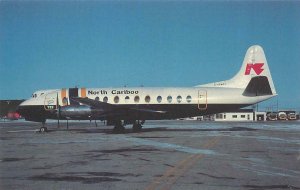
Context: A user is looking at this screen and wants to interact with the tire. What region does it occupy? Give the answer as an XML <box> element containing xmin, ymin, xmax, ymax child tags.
<box><xmin>40</xmin><ymin>127</ymin><xmax>47</xmax><ymax>132</ymax></box>
<box><xmin>113</xmin><ymin>124</ymin><xmax>125</xmax><ymax>133</ymax></box>
<box><xmin>132</xmin><ymin>124</ymin><xmax>142</xmax><ymax>132</ymax></box>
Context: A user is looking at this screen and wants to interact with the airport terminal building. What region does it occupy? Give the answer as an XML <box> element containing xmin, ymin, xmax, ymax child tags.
<box><xmin>189</xmin><ymin>109</ymin><xmax>299</xmax><ymax>122</ymax></box>
<box><xmin>214</xmin><ymin>109</ymin><xmax>266</xmax><ymax>122</ymax></box>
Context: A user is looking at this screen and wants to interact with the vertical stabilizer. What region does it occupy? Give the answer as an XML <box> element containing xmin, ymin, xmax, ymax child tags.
<box><xmin>197</xmin><ymin>45</ymin><xmax>277</xmax><ymax>95</ymax></box>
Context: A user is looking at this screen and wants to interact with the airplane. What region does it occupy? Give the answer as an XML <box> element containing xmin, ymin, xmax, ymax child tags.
<box><xmin>17</xmin><ymin>45</ymin><xmax>277</xmax><ymax>132</ymax></box>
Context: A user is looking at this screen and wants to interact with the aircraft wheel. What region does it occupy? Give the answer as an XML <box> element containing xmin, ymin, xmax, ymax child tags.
<box><xmin>132</xmin><ymin>123</ymin><xmax>142</xmax><ymax>132</ymax></box>
<box><xmin>113</xmin><ymin>126</ymin><xmax>125</xmax><ymax>133</ymax></box>
<box><xmin>113</xmin><ymin>121</ymin><xmax>125</xmax><ymax>133</ymax></box>
<box><xmin>40</xmin><ymin>126</ymin><xmax>48</xmax><ymax>132</ymax></box>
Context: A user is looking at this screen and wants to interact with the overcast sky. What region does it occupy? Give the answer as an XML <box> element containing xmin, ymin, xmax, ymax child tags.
<box><xmin>1</xmin><ymin>1</ymin><xmax>299</xmax><ymax>110</ymax></box>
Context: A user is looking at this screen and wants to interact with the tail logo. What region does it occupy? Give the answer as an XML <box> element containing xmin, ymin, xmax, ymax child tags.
<box><xmin>245</xmin><ymin>63</ymin><xmax>264</xmax><ymax>75</ymax></box>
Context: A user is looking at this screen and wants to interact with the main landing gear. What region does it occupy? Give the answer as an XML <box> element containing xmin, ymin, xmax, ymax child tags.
<box><xmin>113</xmin><ymin>120</ymin><xmax>145</xmax><ymax>133</ymax></box>
<box><xmin>113</xmin><ymin>120</ymin><xmax>125</xmax><ymax>133</ymax></box>
<box><xmin>132</xmin><ymin>121</ymin><xmax>143</xmax><ymax>132</ymax></box>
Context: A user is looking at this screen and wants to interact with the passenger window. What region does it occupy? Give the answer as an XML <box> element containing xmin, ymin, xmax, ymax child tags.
<box><xmin>103</xmin><ymin>96</ymin><xmax>108</xmax><ymax>103</ymax></box>
<box><xmin>167</xmin><ymin>96</ymin><xmax>172</xmax><ymax>103</ymax></box>
<box><xmin>145</xmin><ymin>95</ymin><xmax>151</xmax><ymax>103</ymax></box>
<box><xmin>177</xmin><ymin>95</ymin><xmax>182</xmax><ymax>103</ymax></box>
<box><xmin>134</xmin><ymin>96</ymin><xmax>140</xmax><ymax>103</ymax></box>
<box><xmin>125</xmin><ymin>96</ymin><xmax>130</xmax><ymax>103</ymax></box>
<box><xmin>186</xmin><ymin>95</ymin><xmax>192</xmax><ymax>103</ymax></box>
<box><xmin>95</xmin><ymin>97</ymin><xmax>99</xmax><ymax>101</ymax></box>
<box><xmin>114</xmin><ymin>96</ymin><xmax>119</xmax><ymax>103</ymax></box>
<box><xmin>157</xmin><ymin>96</ymin><xmax>162</xmax><ymax>103</ymax></box>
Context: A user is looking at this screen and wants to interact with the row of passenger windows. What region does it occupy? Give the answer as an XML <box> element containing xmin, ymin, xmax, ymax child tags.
<box><xmin>95</xmin><ymin>95</ymin><xmax>193</xmax><ymax>104</ymax></box>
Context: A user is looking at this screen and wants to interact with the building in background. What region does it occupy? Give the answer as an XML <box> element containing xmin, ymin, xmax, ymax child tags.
<box><xmin>214</xmin><ymin>109</ymin><xmax>267</xmax><ymax>122</ymax></box>
<box><xmin>180</xmin><ymin>109</ymin><xmax>299</xmax><ymax>122</ymax></box>
<box><xmin>0</xmin><ymin>100</ymin><xmax>24</xmax><ymax>120</ymax></box>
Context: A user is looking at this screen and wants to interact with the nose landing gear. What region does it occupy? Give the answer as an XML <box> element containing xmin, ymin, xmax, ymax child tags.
<box><xmin>39</xmin><ymin>121</ymin><xmax>48</xmax><ymax>132</ymax></box>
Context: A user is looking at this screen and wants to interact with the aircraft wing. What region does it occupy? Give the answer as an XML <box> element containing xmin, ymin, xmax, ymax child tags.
<box><xmin>70</xmin><ymin>97</ymin><xmax>167</xmax><ymax>116</ymax></box>
<box><xmin>70</xmin><ymin>97</ymin><xmax>116</xmax><ymax>110</ymax></box>
<box><xmin>129</xmin><ymin>108</ymin><xmax>167</xmax><ymax>114</ymax></box>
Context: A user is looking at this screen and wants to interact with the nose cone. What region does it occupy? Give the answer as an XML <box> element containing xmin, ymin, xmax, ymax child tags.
<box><xmin>16</xmin><ymin>99</ymin><xmax>36</xmax><ymax>117</ymax></box>
<box><xmin>16</xmin><ymin>101</ymin><xmax>27</xmax><ymax>116</ymax></box>
<box><xmin>15</xmin><ymin>99</ymin><xmax>47</xmax><ymax>123</ymax></box>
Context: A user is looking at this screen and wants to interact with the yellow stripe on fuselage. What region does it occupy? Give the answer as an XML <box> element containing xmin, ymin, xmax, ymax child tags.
<box><xmin>61</xmin><ymin>88</ymin><xmax>67</xmax><ymax>106</ymax></box>
<box><xmin>81</xmin><ymin>88</ymin><xmax>86</xmax><ymax>98</ymax></box>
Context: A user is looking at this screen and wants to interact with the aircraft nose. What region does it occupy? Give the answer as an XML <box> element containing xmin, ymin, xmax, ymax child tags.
<box><xmin>16</xmin><ymin>103</ymin><xmax>25</xmax><ymax>116</ymax></box>
<box><xmin>16</xmin><ymin>100</ymin><xmax>30</xmax><ymax>116</ymax></box>
<box><xmin>16</xmin><ymin>99</ymin><xmax>46</xmax><ymax>122</ymax></box>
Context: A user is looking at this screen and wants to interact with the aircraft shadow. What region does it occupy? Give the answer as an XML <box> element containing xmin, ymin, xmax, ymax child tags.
<box><xmin>47</xmin><ymin>126</ymin><xmax>257</xmax><ymax>134</ymax></box>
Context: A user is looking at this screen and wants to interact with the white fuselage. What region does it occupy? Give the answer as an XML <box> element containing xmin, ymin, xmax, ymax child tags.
<box><xmin>20</xmin><ymin>87</ymin><xmax>274</xmax><ymax>107</ymax></box>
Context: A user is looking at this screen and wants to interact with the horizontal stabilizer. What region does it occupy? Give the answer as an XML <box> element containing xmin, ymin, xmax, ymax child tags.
<box><xmin>243</xmin><ymin>76</ymin><xmax>273</xmax><ymax>96</ymax></box>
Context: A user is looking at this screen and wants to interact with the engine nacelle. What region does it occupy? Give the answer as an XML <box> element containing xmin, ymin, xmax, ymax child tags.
<box><xmin>60</xmin><ymin>105</ymin><xmax>103</xmax><ymax>118</ymax></box>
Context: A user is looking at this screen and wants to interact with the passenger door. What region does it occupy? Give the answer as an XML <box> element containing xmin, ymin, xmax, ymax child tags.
<box><xmin>198</xmin><ymin>90</ymin><xmax>207</xmax><ymax>110</ymax></box>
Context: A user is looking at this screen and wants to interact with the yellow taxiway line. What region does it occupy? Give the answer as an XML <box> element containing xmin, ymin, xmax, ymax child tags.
<box><xmin>145</xmin><ymin>136</ymin><xmax>221</xmax><ymax>190</ymax></box>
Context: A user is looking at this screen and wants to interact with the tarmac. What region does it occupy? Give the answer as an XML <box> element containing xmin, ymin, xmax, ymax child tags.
<box><xmin>0</xmin><ymin>120</ymin><xmax>300</xmax><ymax>190</ymax></box>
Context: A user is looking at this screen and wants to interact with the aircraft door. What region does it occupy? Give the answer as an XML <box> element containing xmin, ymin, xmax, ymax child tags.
<box><xmin>198</xmin><ymin>90</ymin><xmax>207</xmax><ymax>110</ymax></box>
